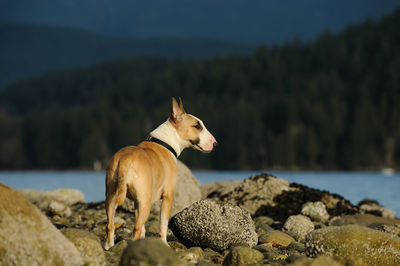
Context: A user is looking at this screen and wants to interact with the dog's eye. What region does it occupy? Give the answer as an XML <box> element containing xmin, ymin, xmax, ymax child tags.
<box><xmin>193</xmin><ymin>123</ymin><xmax>202</xmax><ymax>130</ymax></box>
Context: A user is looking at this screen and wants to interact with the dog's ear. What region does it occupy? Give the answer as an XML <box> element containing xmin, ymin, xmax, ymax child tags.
<box><xmin>171</xmin><ymin>97</ymin><xmax>185</xmax><ymax>123</ymax></box>
<box><xmin>177</xmin><ymin>97</ymin><xmax>185</xmax><ymax>113</ymax></box>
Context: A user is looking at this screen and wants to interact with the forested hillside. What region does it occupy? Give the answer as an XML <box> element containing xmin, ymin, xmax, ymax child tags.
<box><xmin>0</xmin><ymin>10</ymin><xmax>399</xmax><ymax>170</ymax></box>
<box><xmin>0</xmin><ymin>23</ymin><xmax>252</xmax><ymax>88</ymax></box>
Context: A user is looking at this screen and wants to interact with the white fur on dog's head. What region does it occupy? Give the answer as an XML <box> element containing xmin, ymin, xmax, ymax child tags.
<box><xmin>169</xmin><ymin>97</ymin><xmax>217</xmax><ymax>153</ymax></box>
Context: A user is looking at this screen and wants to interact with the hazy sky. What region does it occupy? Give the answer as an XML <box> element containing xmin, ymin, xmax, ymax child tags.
<box><xmin>1</xmin><ymin>0</ymin><xmax>400</xmax><ymax>43</ymax></box>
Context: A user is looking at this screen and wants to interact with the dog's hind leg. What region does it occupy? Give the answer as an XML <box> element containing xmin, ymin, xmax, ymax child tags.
<box><xmin>104</xmin><ymin>196</ymin><xmax>117</xmax><ymax>250</ymax></box>
<box><xmin>132</xmin><ymin>198</ymin><xmax>151</xmax><ymax>240</ymax></box>
<box><xmin>159</xmin><ymin>191</ymin><xmax>174</xmax><ymax>243</ymax></box>
<box><xmin>104</xmin><ymin>165</ymin><xmax>127</xmax><ymax>250</ymax></box>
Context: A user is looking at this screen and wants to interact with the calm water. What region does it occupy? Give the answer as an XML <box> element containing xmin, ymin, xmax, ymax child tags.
<box><xmin>0</xmin><ymin>170</ymin><xmax>398</xmax><ymax>216</ymax></box>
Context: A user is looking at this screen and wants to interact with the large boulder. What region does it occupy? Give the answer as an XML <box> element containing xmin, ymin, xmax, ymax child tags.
<box><xmin>305</xmin><ymin>225</ymin><xmax>400</xmax><ymax>265</ymax></box>
<box><xmin>119</xmin><ymin>238</ymin><xmax>184</xmax><ymax>266</ymax></box>
<box><xmin>0</xmin><ymin>183</ymin><xmax>83</xmax><ymax>266</ymax></box>
<box><xmin>122</xmin><ymin>160</ymin><xmax>202</xmax><ymax>216</ymax></box>
<box><xmin>206</xmin><ymin>173</ymin><xmax>358</xmax><ymax>222</ymax></box>
<box><xmin>169</xmin><ymin>199</ymin><xmax>258</xmax><ymax>251</ymax></box>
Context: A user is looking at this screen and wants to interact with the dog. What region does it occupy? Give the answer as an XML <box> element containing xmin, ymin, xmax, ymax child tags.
<box><xmin>104</xmin><ymin>97</ymin><xmax>217</xmax><ymax>250</ymax></box>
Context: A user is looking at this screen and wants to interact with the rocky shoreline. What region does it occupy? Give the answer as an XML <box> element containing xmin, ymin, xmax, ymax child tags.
<box><xmin>1</xmin><ymin>161</ymin><xmax>400</xmax><ymax>265</ymax></box>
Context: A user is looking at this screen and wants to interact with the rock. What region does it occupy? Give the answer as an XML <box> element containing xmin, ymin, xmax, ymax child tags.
<box><xmin>168</xmin><ymin>241</ymin><xmax>187</xmax><ymax>253</ymax></box>
<box><xmin>283</xmin><ymin>215</ymin><xmax>314</xmax><ymax>242</ymax></box>
<box><xmin>289</xmin><ymin>255</ymin><xmax>342</xmax><ymax>266</ymax></box>
<box><xmin>121</xmin><ymin>160</ymin><xmax>202</xmax><ymax>216</ymax></box>
<box><xmin>205</xmin><ymin>173</ymin><xmax>358</xmax><ymax>222</ymax></box>
<box><xmin>20</xmin><ymin>188</ymin><xmax>84</xmax><ymax>208</ymax></box>
<box><xmin>223</xmin><ymin>246</ymin><xmax>264</xmax><ymax>266</ymax></box>
<box><xmin>253</xmin><ymin>244</ymin><xmax>284</xmax><ymax>260</ymax></box>
<box><xmin>201</xmin><ymin>180</ymin><xmax>242</xmax><ymax>199</ymax></box>
<box><xmin>204</xmin><ymin>248</ymin><xmax>224</xmax><ymax>264</ymax></box>
<box><xmin>258</xmin><ymin>230</ymin><xmax>295</xmax><ymax>247</ymax></box>
<box><xmin>253</xmin><ymin>216</ymin><xmax>275</xmax><ymax>227</ymax></box>
<box><xmin>287</xmin><ymin>241</ymin><xmax>306</xmax><ymax>253</ymax></box>
<box><xmin>305</xmin><ymin>225</ymin><xmax>400</xmax><ymax>265</ymax></box>
<box><xmin>369</xmin><ymin>223</ymin><xmax>400</xmax><ymax>237</ymax></box>
<box><xmin>61</xmin><ymin>228</ymin><xmax>106</xmax><ymax>266</ymax></box>
<box><xmin>119</xmin><ymin>238</ymin><xmax>184</xmax><ymax>266</ymax></box>
<box><xmin>106</xmin><ymin>240</ymin><xmax>128</xmax><ymax>265</ymax></box>
<box><xmin>0</xmin><ymin>183</ymin><xmax>83</xmax><ymax>266</ymax></box>
<box><xmin>301</xmin><ymin>201</ymin><xmax>329</xmax><ymax>222</ymax></box>
<box><xmin>180</xmin><ymin>247</ymin><xmax>205</xmax><ymax>264</ymax></box>
<box><xmin>48</xmin><ymin>201</ymin><xmax>72</xmax><ymax>217</ymax></box>
<box><xmin>169</xmin><ymin>199</ymin><xmax>258</xmax><ymax>251</ymax></box>
<box><xmin>358</xmin><ymin>199</ymin><xmax>396</xmax><ymax>219</ymax></box>
<box><xmin>329</xmin><ymin>214</ymin><xmax>400</xmax><ymax>227</ymax></box>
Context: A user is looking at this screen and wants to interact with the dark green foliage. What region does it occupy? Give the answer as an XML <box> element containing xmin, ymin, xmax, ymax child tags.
<box><xmin>0</xmin><ymin>22</ymin><xmax>253</xmax><ymax>89</ymax></box>
<box><xmin>0</xmin><ymin>10</ymin><xmax>400</xmax><ymax>170</ymax></box>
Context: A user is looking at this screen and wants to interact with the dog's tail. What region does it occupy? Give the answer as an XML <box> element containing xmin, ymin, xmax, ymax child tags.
<box><xmin>105</xmin><ymin>160</ymin><xmax>128</xmax><ymax>207</ymax></box>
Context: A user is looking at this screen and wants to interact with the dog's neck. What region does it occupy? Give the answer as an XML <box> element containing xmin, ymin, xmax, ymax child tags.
<box><xmin>149</xmin><ymin>119</ymin><xmax>188</xmax><ymax>158</ymax></box>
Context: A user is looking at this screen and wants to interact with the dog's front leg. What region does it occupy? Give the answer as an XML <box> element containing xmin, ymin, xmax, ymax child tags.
<box><xmin>159</xmin><ymin>192</ymin><xmax>174</xmax><ymax>243</ymax></box>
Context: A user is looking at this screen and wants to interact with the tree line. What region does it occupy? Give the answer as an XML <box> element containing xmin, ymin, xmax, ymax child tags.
<box><xmin>0</xmin><ymin>9</ymin><xmax>399</xmax><ymax>170</ymax></box>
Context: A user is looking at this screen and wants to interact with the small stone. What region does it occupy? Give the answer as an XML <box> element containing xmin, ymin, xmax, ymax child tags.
<box><xmin>180</xmin><ymin>247</ymin><xmax>205</xmax><ymax>263</ymax></box>
<box><xmin>253</xmin><ymin>244</ymin><xmax>282</xmax><ymax>260</ymax></box>
<box><xmin>301</xmin><ymin>201</ymin><xmax>329</xmax><ymax>222</ymax></box>
<box><xmin>146</xmin><ymin>219</ymin><xmax>160</xmax><ymax>236</ymax></box>
<box><xmin>256</xmin><ymin>224</ymin><xmax>274</xmax><ymax>235</ymax></box>
<box><xmin>223</xmin><ymin>246</ymin><xmax>264</xmax><ymax>266</ymax></box>
<box><xmin>48</xmin><ymin>201</ymin><xmax>72</xmax><ymax>217</ymax></box>
<box><xmin>287</xmin><ymin>241</ymin><xmax>305</xmax><ymax>253</ymax></box>
<box><xmin>253</xmin><ymin>216</ymin><xmax>275</xmax><ymax>226</ymax></box>
<box><xmin>119</xmin><ymin>238</ymin><xmax>184</xmax><ymax>266</ymax></box>
<box><xmin>168</xmin><ymin>241</ymin><xmax>187</xmax><ymax>253</ymax></box>
<box><xmin>258</xmin><ymin>230</ymin><xmax>294</xmax><ymax>247</ymax></box>
<box><xmin>204</xmin><ymin>248</ymin><xmax>224</xmax><ymax>264</ymax></box>
<box><xmin>283</xmin><ymin>215</ymin><xmax>314</xmax><ymax>242</ymax></box>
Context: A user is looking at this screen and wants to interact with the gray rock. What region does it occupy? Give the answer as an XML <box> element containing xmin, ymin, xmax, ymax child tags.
<box><xmin>169</xmin><ymin>199</ymin><xmax>258</xmax><ymax>251</ymax></box>
<box><xmin>20</xmin><ymin>188</ymin><xmax>84</xmax><ymax>208</ymax></box>
<box><xmin>205</xmin><ymin>173</ymin><xmax>358</xmax><ymax>222</ymax></box>
<box><xmin>208</xmin><ymin>174</ymin><xmax>293</xmax><ymax>216</ymax></box>
<box><xmin>329</xmin><ymin>214</ymin><xmax>400</xmax><ymax>227</ymax></box>
<box><xmin>61</xmin><ymin>228</ymin><xmax>106</xmax><ymax>266</ymax></box>
<box><xmin>180</xmin><ymin>247</ymin><xmax>205</xmax><ymax>264</ymax></box>
<box><xmin>358</xmin><ymin>200</ymin><xmax>396</xmax><ymax>219</ymax></box>
<box><xmin>223</xmin><ymin>246</ymin><xmax>264</xmax><ymax>266</ymax></box>
<box><xmin>201</xmin><ymin>180</ymin><xmax>242</xmax><ymax>199</ymax></box>
<box><xmin>369</xmin><ymin>223</ymin><xmax>400</xmax><ymax>238</ymax></box>
<box><xmin>48</xmin><ymin>201</ymin><xmax>72</xmax><ymax>217</ymax></box>
<box><xmin>106</xmin><ymin>240</ymin><xmax>128</xmax><ymax>265</ymax></box>
<box><xmin>301</xmin><ymin>201</ymin><xmax>329</xmax><ymax>222</ymax></box>
<box><xmin>283</xmin><ymin>215</ymin><xmax>314</xmax><ymax>242</ymax></box>
<box><xmin>119</xmin><ymin>238</ymin><xmax>184</xmax><ymax>266</ymax></box>
<box><xmin>0</xmin><ymin>182</ymin><xmax>83</xmax><ymax>266</ymax></box>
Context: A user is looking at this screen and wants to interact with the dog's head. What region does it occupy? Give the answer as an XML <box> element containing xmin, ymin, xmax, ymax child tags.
<box><xmin>169</xmin><ymin>97</ymin><xmax>217</xmax><ymax>153</ymax></box>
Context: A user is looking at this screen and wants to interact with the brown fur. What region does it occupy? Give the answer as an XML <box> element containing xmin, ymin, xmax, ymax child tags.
<box><xmin>104</xmin><ymin>98</ymin><xmax>216</xmax><ymax>250</ymax></box>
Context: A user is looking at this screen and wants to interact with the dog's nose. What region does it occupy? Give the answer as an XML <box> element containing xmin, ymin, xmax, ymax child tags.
<box><xmin>213</xmin><ymin>141</ymin><xmax>218</xmax><ymax>148</ymax></box>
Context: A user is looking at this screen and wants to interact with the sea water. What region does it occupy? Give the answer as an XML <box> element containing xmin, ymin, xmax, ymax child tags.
<box><xmin>0</xmin><ymin>170</ymin><xmax>398</xmax><ymax>216</ymax></box>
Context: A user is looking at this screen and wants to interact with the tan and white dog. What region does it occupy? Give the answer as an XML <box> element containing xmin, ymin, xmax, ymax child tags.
<box><xmin>104</xmin><ymin>97</ymin><xmax>217</xmax><ymax>250</ymax></box>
